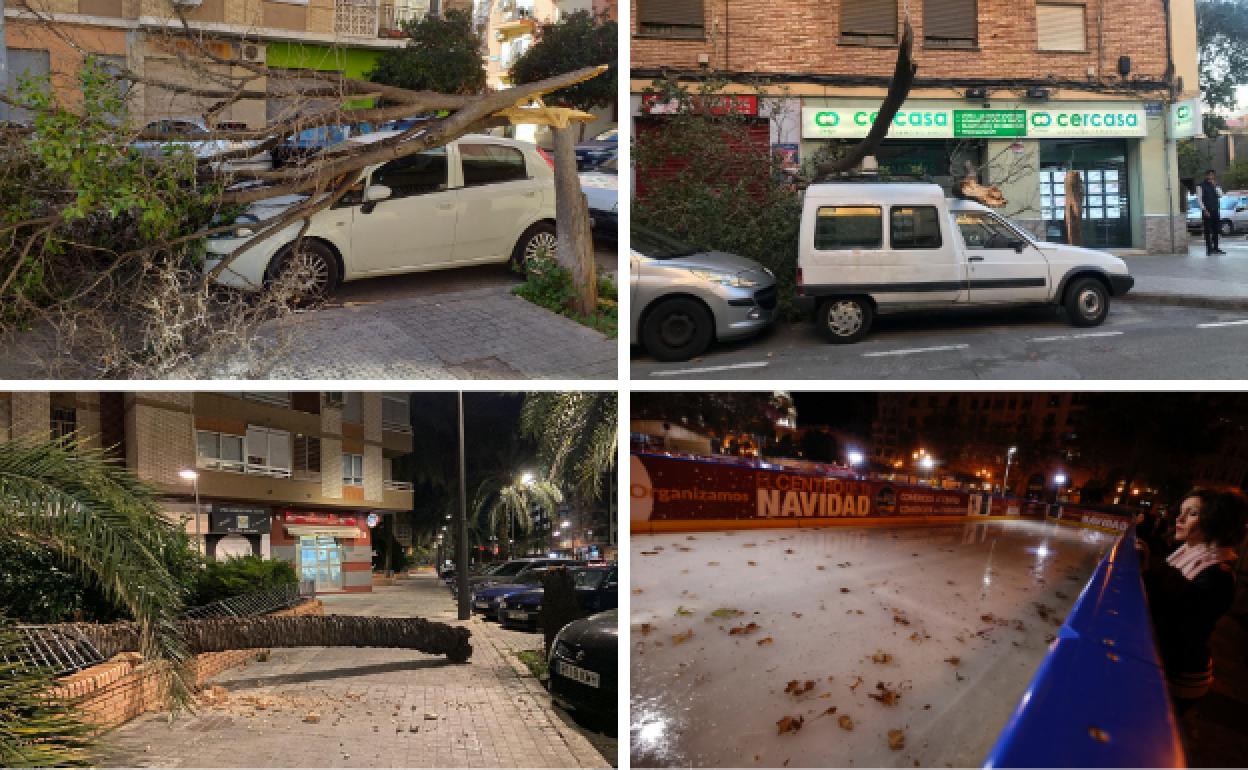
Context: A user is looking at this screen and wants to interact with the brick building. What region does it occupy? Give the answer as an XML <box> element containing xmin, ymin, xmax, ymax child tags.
<box><xmin>0</xmin><ymin>391</ymin><xmax>414</xmax><ymax>594</ymax></box>
<box><xmin>631</xmin><ymin>0</ymin><xmax>1202</xmax><ymax>253</ymax></box>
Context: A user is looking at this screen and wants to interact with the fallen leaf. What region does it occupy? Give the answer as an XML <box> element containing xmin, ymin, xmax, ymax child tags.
<box><xmin>729</xmin><ymin>622</ymin><xmax>761</xmax><ymax>635</ymax></box>
<box><xmin>838</xmin><ymin>714</ymin><xmax>854</xmax><ymax>731</ymax></box>
<box><xmin>676</xmin><ymin>606</ymin><xmax>694</xmax><ymax>616</ymax></box>
<box><xmin>776</xmin><ymin>715</ymin><xmax>805</xmax><ymax>735</ymax></box>
<box><xmin>821</xmin><ymin>706</ymin><xmax>838</xmax><ymax>716</ymax></box>
<box><xmin>943</xmin><ymin>656</ymin><xmax>960</xmax><ymax>666</ymax></box>
<box><xmin>641</xmin><ymin>551</ymin><xmax>659</xmax><ymax>556</ymax></box>
<box><xmin>632</xmin><ymin>588</ymin><xmax>644</xmax><ymax>595</ymax></box>
<box><xmin>708</xmin><ymin>561</ymin><xmax>720</xmax><ymax>566</ymax></box>
<box><xmin>868</xmin><ymin>683</ymin><xmax>901</xmax><ymax>706</ymax></box>
<box><xmin>784</xmin><ymin>549</ymin><xmax>795</xmax><ymax>554</ymax></box>
<box><xmin>849</xmin><ymin>676</ymin><xmax>864</xmax><ymax>692</ymax></box>
<box><xmin>639</xmin><ymin>623</ymin><xmax>653</xmax><ymax>636</ymax></box>
<box><xmin>888</xmin><ymin>728</ymin><xmax>906</xmax><ymax>750</ymax></box>
<box><xmin>711</xmin><ymin>608</ymin><xmax>745</xmax><ymax>619</ymax></box>
<box><xmin>817</xmin><ymin>565</ymin><xmax>826</xmax><ymax>571</ymax></box>
<box><xmin>672</xmin><ymin>630</ymin><xmax>694</xmax><ymax>645</ymax></box>
<box><xmin>757</xmin><ymin>637</ymin><xmax>774</xmax><ymax>646</ymax></box>
<box><xmin>303</xmin><ymin>712</ymin><xmax>320</xmax><ymax>724</ymax></box>
<box><xmin>748</xmin><ymin>561</ymin><xmax>757</xmax><ymax>567</ymax></box>
<box><xmin>792</xmin><ymin>612</ymin><xmax>802</xmax><ymax>619</ymax></box>
<box><xmin>784</xmin><ymin>679</ymin><xmax>816</xmax><ymax>696</ymax></box>
<box><xmin>871</xmin><ymin>651</ymin><xmax>893</xmax><ymax>664</ymax></box>
<box><xmin>840</xmin><ymin>587</ymin><xmax>850</xmax><ymax>593</ymax></box>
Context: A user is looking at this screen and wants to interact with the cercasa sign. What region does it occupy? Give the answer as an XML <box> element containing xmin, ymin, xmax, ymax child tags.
<box><xmin>802</xmin><ymin>102</ymin><xmax>1148</xmax><ymax>139</ymax></box>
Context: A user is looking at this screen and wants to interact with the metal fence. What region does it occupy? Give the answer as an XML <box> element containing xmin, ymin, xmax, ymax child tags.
<box><xmin>2</xmin><ymin>624</ymin><xmax>108</xmax><ymax>677</ymax></box>
<box><xmin>181</xmin><ymin>583</ymin><xmax>309</xmax><ymax>620</ymax></box>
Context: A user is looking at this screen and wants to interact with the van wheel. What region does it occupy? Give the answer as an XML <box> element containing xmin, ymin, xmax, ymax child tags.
<box><xmin>266</xmin><ymin>239</ymin><xmax>340</xmax><ymax>302</ymax></box>
<box><xmin>510</xmin><ymin>222</ymin><xmax>557</xmax><ymax>275</ymax></box>
<box><xmin>1220</xmin><ymin>219</ymin><xmax>1234</xmax><ymax>236</ymax></box>
<box><xmin>1063</xmin><ymin>276</ymin><xmax>1109</xmax><ymax>327</ymax></box>
<box><xmin>817</xmin><ymin>297</ymin><xmax>873</xmax><ymax>343</ymax></box>
<box><xmin>642</xmin><ymin>297</ymin><xmax>713</xmax><ymax>361</ymax></box>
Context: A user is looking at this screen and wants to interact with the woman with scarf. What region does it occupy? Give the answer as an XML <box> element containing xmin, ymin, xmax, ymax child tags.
<box><xmin>1141</xmin><ymin>488</ymin><xmax>1247</xmax><ymax>707</ymax></box>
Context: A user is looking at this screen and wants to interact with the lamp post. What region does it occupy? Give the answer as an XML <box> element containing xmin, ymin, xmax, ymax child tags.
<box><xmin>1002</xmin><ymin>446</ymin><xmax>1018</xmax><ymax>496</ymax></box>
<box><xmin>178</xmin><ymin>469</ymin><xmax>201</xmax><ymax>555</ymax></box>
<box><xmin>847</xmin><ymin>450</ymin><xmax>865</xmax><ymax>479</ymax></box>
<box><xmin>1052</xmin><ymin>472</ymin><xmax>1067</xmax><ymax>504</ymax></box>
<box><xmin>517</xmin><ymin>471</ymin><xmax>534</xmax><ymax>561</ymax></box>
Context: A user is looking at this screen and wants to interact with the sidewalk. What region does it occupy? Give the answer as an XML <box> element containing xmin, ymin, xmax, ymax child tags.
<box><xmin>98</xmin><ymin>575</ymin><xmax>608</xmax><ymax>768</ymax></box>
<box><xmin>1121</xmin><ymin>240</ymin><xmax>1248</xmax><ymax>311</ymax></box>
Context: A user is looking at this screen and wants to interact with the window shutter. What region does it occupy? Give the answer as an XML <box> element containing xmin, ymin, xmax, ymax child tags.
<box><xmin>841</xmin><ymin>0</ymin><xmax>897</xmax><ymax>37</ymax></box>
<box><xmin>1037</xmin><ymin>3</ymin><xmax>1086</xmax><ymax>50</ymax></box>
<box><xmin>925</xmin><ymin>0</ymin><xmax>977</xmax><ymax>42</ymax></box>
<box><xmin>638</xmin><ymin>0</ymin><xmax>704</xmax><ymax>27</ymax></box>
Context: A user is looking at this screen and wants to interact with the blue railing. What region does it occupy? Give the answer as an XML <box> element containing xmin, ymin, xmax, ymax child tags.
<box><xmin>983</xmin><ymin>527</ymin><xmax>1185</xmax><ymax>768</ymax></box>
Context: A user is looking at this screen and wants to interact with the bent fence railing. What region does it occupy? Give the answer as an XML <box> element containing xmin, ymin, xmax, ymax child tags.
<box><xmin>180</xmin><ymin>583</ymin><xmax>309</xmax><ymax>620</ymax></box>
<box><xmin>983</xmin><ymin>527</ymin><xmax>1185</xmax><ymax>768</ymax></box>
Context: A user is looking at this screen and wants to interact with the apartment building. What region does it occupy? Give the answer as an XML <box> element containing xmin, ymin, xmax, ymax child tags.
<box><xmin>0</xmin><ymin>391</ymin><xmax>414</xmax><ymax>594</ymax></box>
<box><xmin>632</xmin><ymin>0</ymin><xmax>1202</xmax><ymax>253</ymax></box>
<box><xmin>2</xmin><ymin>0</ymin><xmax>433</xmax><ymax>127</ymax></box>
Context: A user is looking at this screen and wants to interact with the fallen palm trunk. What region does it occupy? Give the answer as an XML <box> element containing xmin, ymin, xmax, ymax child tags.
<box><xmin>44</xmin><ymin>614</ymin><xmax>472</xmax><ymax>665</ymax></box>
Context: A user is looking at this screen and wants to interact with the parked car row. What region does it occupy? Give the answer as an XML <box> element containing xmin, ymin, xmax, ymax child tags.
<box><xmin>1186</xmin><ymin>190</ymin><xmax>1248</xmax><ymax>235</ymax></box>
<box><xmin>631</xmin><ymin>181</ymin><xmax>1134</xmax><ymax>361</ymax></box>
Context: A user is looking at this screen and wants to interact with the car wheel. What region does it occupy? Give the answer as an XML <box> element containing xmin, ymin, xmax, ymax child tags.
<box><xmin>510</xmin><ymin>222</ymin><xmax>557</xmax><ymax>274</ymax></box>
<box><xmin>1221</xmin><ymin>219</ymin><xmax>1235</xmax><ymax>236</ymax></box>
<box><xmin>266</xmin><ymin>239</ymin><xmax>340</xmax><ymax>302</ymax></box>
<box><xmin>641</xmin><ymin>296</ymin><xmax>714</xmax><ymax>362</ymax></box>
<box><xmin>817</xmin><ymin>296</ymin><xmax>873</xmax><ymax>343</ymax></box>
<box><xmin>1063</xmin><ymin>276</ymin><xmax>1110</xmax><ymax>327</ymax></box>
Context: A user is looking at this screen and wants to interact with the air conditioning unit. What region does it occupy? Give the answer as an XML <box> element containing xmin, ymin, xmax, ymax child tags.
<box><xmin>240</xmin><ymin>44</ymin><xmax>263</xmax><ymax>62</ymax></box>
<box><xmin>171</xmin><ymin>0</ymin><xmax>204</xmax><ymax>7</ymax></box>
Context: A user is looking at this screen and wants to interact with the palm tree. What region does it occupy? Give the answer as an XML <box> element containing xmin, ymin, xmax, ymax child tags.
<box><xmin>477</xmin><ymin>476</ymin><xmax>563</xmax><ymax>558</ymax></box>
<box><xmin>520</xmin><ymin>392</ymin><xmax>617</xmax><ymax>502</ymax></box>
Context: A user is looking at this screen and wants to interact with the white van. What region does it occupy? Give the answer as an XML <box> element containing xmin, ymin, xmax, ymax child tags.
<box><xmin>795</xmin><ymin>183</ymin><xmax>1134</xmax><ymax>343</ymax></box>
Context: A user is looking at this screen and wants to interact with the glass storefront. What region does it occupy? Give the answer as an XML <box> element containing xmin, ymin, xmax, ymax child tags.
<box><xmin>812</xmin><ymin>139</ymin><xmax>984</xmax><ymax>194</ymax></box>
<box><xmin>1039</xmin><ymin>139</ymin><xmax>1130</xmax><ymax>248</ymax></box>
<box><xmin>299</xmin><ymin>535</ymin><xmax>343</xmax><ymax>592</ymax></box>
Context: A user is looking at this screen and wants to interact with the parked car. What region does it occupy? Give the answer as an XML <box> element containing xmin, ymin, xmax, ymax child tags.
<box><xmin>472</xmin><ymin>564</ymin><xmax>584</xmax><ymax>620</ymax></box>
<box><xmin>579</xmin><ymin>152</ymin><xmax>617</xmax><ymax>240</ymax></box>
<box><xmin>498</xmin><ymin>564</ymin><xmax>618</xmax><ymax>630</ymax></box>
<box><xmin>468</xmin><ymin>557</ymin><xmax>585</xmax><ymax>591</ymax></box>
<box><xmin>1187</xmin><ymin>194</ymin><xmax>1204</xmax><ymax>233</ymax></box>
<box><xmin>204</xmin><ymin>131</ymin><xmax>557</xmax><ymax>296</ymax></box>
<box><xmin>271</xmin><ymin>124</ymin><xmax>357</xmax><ymax>168</ymax></box>
<box><xmin>575</xmin><ymin>127</ymin><xmax>617</xmax><ymax>170</ymax></box>
<box><xmin>795</xmin><ymin>182</ymin><xmax>1134</xmax><ymax>343</ymax></box>
<box><xmin>631</xmin><ymin>224</ymin><xmax>777</xmax><ymax>361</ymax></box>
<box><xmin>1217</xmin><ymin>191</ymin><xmax>1248</xmax><ymax>235</ymax></box>
<box><xmin>548</xmin><ymin>609</ymin><xmax>617</xmax><ymax>723</ymax></box>
<box><xmin>133</xmin><ymin>117</ymin><xmax>271</xmax><ymax>171</ymax></box>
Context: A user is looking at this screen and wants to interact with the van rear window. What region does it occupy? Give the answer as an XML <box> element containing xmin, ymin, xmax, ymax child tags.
<box><xmin>814</xmin><ymin>206</ymin><xmax>882</xmax><ymax>249</ymax></box>
<box><xmin>891</xmin><ymin>206</ymin><xmax>942</xmax><ymax>249</ymax></box>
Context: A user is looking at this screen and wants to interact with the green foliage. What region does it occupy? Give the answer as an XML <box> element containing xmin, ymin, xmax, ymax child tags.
<box><xmin>367</xmin><ymin>10</ymin><xmax>487</xmax><ymax>95</ymax></box>
<box><xmin>521</xmin><ymin>392</ymin><xmax>617</xmax><ymax>503</ymax></box>
<box><xmin>191</xmin><ymin>556</ymin><xmax>298</xmax><ymax>606</ymax></box>
<box><xmin>512</xmin><ymin>253</ymin><xmax>617</xmax><ymax>336</ymax></box>
<box><xmin>510</xmin><ymin>10</ymin><xmax>617</xmax><ymax>109</ymax></box>
<box><xmin>1222</xmin><ymin>158</ymin><xmax>1248</xmax><ymax>189</ymax></box>
<box><xmin>0</xmin><ymin>539</ymin><xmax>131</xmax><ymax>624</ymax></box>
<box><xmin>1177</xmin><ymin>138</ymin><xmax>1215</xmax><ymax>183</ymax></box>
<box><xmin>0</xmin><ymin>621</ymin><xmax>94</xmax><ymax>767</ymax></box>
<box><xmin>1197</xmin><ymin>0</ymin><xmax>1248</xmax><ymax>135</ymax></box>
<box><xmin>633</xmin><ymin>78</ymin><xmax>804</xmax><ymax>319</ymax></box>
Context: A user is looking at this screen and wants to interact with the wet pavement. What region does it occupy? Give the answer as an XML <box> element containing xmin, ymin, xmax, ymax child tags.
<box><xmin>630</xmin><ymin>519</ymin><xmax>1114</xmax><ymax>768</ymax></box>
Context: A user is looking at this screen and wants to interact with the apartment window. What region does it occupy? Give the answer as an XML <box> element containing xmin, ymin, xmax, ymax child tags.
<box><xmin>924</xmin><ymin>0</ymin><xmax>977</xmax><ymax>48</ymax></box>
<box><xmin>1036</xmin><ymin>2</ymin><xmax>1086</xmax><ymax>51</ymax></box>
<box><xmin>343</xmin><ymin>453</ymin><xmax>364</xmax><ymax>487</ymax></box>
<box><xmin>382</xmin><ymin>394</ymin><xmax>411</xmax><ymax>431</ymax></box>
<box><xmin>197</xmin><ymin>430</ymin><xmax>245</xmax><ymax>472</ymax></box>
<box><xmin>293</xmin><ymin>435</ymin><xmax>322</xmax><ymax>476</ymax></box>
<box><xmin>245</xmin><ymin>426</ymin><xmax>292</xmax><ymax>477</ymax></box>
<box><xmin>841</xmin><ymin>1</ymin><xmax>897</xmax><ymax>45</ymax></box>
<box><xmin>241</xmin><ymin>392</ymin><xmax>291</xmax><ymax>408</ymax></box>
<box><xmin>636</xmin><ymin>0</ymin><xmax>704</xmax><ymax>39</ymax></box>
<box><xmin>51</xmin><ymin>407</ymin><xmax>77</xmax><ymax>440</ymax></box>
<box><xmin>815</xmin><ymin>206</ymin><xmax>883</xmax><ymax>250</ymax></box>
<box><xmin>342</xmin><ymin>393</ymin><xmax>363</xmax><ymax>423</ymax></box>
<box><xmin>0</xmin><ymin>49</ymin><xmax>50</xmax><ymax>124</ymax></box>
<box><xmin>324</xmin><ymin>392</ymin><xmax>345</xmax><ymax>408</ymax></box>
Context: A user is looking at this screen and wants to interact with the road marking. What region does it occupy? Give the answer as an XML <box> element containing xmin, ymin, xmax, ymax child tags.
<box><xmin>862</xmin><ymin>344</ymin><xmax>970</xmax><ymax>357</ymax></box>
<box><xmin>1028</xmin><ymin>331</ymin><xmax>1124</xmax><ymax>342</ymax></box>
<box><xmin>1196</xmin><ymin>319</ymin><xmax>1248</xmax><ymax>328</ymax></box>
<box><xmin>650</xmin><ymin>361</ymin><xmax>769</xmax><ymax>376</ymax></box>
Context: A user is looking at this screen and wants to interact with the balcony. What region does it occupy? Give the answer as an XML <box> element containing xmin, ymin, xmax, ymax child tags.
<box><xmin>498</xmin><ymin>5</ymin><xmax>538</xmax><ymax>30</ymax></box>
<box><xmin>378</xmin><ymin>0</ymin><xmax>424</xmax><ymax>37</ymax></box>
<box><xmin>384</xmin><ymin>479</ymin><xmax>414</xmax><ymax>492</ymax></box>
<box><xmin>335</xmin><ymin>0</ymin><xmax>378</xmax><ymax>38</ymax></box>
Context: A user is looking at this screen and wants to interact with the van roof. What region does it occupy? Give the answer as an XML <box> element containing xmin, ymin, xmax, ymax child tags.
<box><xmin>805</xmin><ymin>182</ymin><xmax>948</xmax><ymax>205</ymax></box>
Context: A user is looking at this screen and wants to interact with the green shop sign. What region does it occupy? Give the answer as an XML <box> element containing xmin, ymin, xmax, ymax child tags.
<box><xmin>801</xmin><ymin>103</ymin><xmax>1148</xmax><ymax>140</ymax></box>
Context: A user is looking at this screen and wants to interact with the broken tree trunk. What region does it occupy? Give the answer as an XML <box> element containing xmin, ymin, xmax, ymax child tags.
<box><xmin>552</xmin><ymin>124</ymin><xmax>597</xmax><ymax>317</ymax></box>
<box><xmin>815</xmin><ymin>19</ymin><xmax>917</xmax><ymax>177</ymax></box>
<box><xmin>1065</xmin><ymin>170</ymin><xmax>1084</xmax><ymax>246</ymax></box>
<box><xmin>954</xmin><ymin>161</ymin><xmax>1008</xmax><ymax>207</ymax></box>
<box><xmin>45</xmin><ymin>614</ymin><xmax>473</xmax><ymax>664</ymax></box>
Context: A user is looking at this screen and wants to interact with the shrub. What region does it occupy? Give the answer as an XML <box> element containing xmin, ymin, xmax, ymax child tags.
<box><xmin>513</xmin><ymin>254</ymin><xmax>617</xmax><ymax>336</ymax></box>
<box><xmin>192</xmin><ymin>556</ymin><xmax>298</xmax><ymax>607</ymax></box>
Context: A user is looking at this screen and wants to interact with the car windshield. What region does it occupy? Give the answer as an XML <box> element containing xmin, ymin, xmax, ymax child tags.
<box><xmin>632</xmin><ymin>225</ymin><xmax>701</xmax><ymax>259</ymax></box>
<box><xmin>489</xmin><ymin>561</ymin><xmax>531</xmax><ymax>577</ymax></box>
<box><xmin>1188</xmin><ymin>196</ymin><xmax>1200</xmax><ymax>211</ymax></box>
<box><xmin>513</xmin><ymin>568</ymin><xmax>548</xmax><ymax>585</ymax></box>
<box><xmin>1220</xmin><ymin>197</ymin><xmax>1239</xmax><ymax>210</ymax></box>
<box><xmin>572</xmin><ymin>569</ymin><xmax>608</xmax><ymax>589</ymax></box>
<box><xmin>593</xmin><ymin>128</ymin><xmax>617</xmax><ymax>142</ymax></box>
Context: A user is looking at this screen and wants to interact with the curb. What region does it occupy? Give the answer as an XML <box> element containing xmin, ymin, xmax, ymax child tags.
<box><xmin>1121</xmin><ymin>292</ymin><xmax>1248</xmax><ymax>312</ymax></box>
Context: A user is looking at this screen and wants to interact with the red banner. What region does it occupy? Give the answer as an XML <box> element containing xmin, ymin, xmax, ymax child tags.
<box><xmin>641</xmin><ymin>93</ymin><xmax>759</xmax><ymax>116</ymax></box>
<box><xmin>631</xmin><ymin>453</ymin><xmax>973</xmax><ymax>523</ymax></box>
<box><xmin>282</xmin><ymin>511</ymin><xmax>363</xmax><ymax>527</ymax></box>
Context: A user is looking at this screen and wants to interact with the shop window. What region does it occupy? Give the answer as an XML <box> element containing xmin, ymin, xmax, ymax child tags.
<box><xmin>890</xmin><ymin>206</ymin><xmax>943</xmax><ymax>249</ymax></box>
<box><xmin>245</xmin><ymin>426</ymin><xmax>292</xmax><ymax>477</ymax></box>
<box><xmin>1036</xmin><ymin>2</ymin><xmax>1086</xmax><ymax>51</ymax></box>
<box><xmin>636</xmin><ymin>0</ymin><xmax>704</xmax><ymax>39</ymax></box>
<box><xmin>197</xmin><ymin>430</ymin><xmax>245</xmax><ymax>472</ymax></box>
<box><xmin>925</xmin><ymin>0</ymin><xmax>976</xmax><ymax>48</ymax></box>
<box><xmin>460</xmin><ymin>144</ymin><xmax>527</xmax><ymax>187</ymax></box>
<box><xmin>343</xmin><ymin>453</ymin><xmax>364</xmax><ymax>487</ymax></box>
<box><xmin>841</xmin><ymin>1</ymin><xmax>897</xmax><ymax>45</ymax></box>
<box><xmin>814</xmin><ymin>206</ymin><xmax>882</xmax><ymax>250</ymax></box>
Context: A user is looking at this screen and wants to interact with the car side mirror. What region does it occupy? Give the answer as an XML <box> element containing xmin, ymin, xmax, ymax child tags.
<box><xmin>1237</xmin><ymin>206</ymin><xmax>1246</xmax><ymax>212</ymax></box>
<box><xmin>364</xmin><ymin>184</ymin><xmax>392</xmax><ymax>203</ymax></box>
<box><xmin>1009</xmin><ymin>239</ymin><xmax>1026</xmax><ymax>253</ymax></box>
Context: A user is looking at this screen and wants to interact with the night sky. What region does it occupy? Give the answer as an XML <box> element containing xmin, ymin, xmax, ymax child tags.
<box><xmin>791</xmin><ymin>393</ymin><xmax>879</xmax><ymax>431</ymax></box>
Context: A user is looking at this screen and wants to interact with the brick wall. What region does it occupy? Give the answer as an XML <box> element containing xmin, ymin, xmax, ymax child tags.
<box><xmin>631</xmin><ymin>0</ymin><xmax>1169</xmax><ymax>84</ymax></box>
<box><xmin>54</xmin><ymin>599</ymin><xmax>324</xmax><ymax>732</ymax></box>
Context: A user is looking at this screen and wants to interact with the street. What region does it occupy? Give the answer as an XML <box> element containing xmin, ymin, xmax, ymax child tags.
<box><xmin>633</xmin><ymin>240</ymin><xmax>1248</xmax><ymax>380</ymax></box>
<box><xmin>99</xmin><ymin>573</ymin><xmax>614</xmax><ymax>768</ymax></box>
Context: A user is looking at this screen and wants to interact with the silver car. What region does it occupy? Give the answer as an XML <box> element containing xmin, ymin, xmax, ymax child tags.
<box><xmin>630</xmin><ymin>225</ymin><xmax>776</xmax><ymax>361</ymax></box>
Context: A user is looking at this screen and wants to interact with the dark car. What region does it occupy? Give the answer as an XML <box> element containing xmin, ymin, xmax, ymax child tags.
<box><xmin>548</xmin><ymin>609</ymin><xmax>617</xmax><ymax>724</ymax></box>
<box><xmin>499</xmin><ymin>565</ymin><xmax>618</xmax><ymax>630</ymax></box>
<box><xmin>471</xmin><ymin>563</ymin><xmax>584</xmax><ymax>619</ymax></box>
<box><xmin>575</xmin><ymin>127</ymin><xmax>617</xmax><ymax>170</ymax></box>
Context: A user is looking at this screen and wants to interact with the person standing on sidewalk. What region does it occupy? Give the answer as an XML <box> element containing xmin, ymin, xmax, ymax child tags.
<box><xmin>1199</xmin><ymin>170</ymin><xmax>1227</xmax><ymax>256</ymax></box>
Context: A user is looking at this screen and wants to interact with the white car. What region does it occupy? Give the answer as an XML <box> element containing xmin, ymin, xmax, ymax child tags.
<box><xmin>579</xmin><ymin>153</ymin><xmax>617</xmax><ymax>237</ymax></box>
<box><xmin>204</xmin><ymin>132</ymin><xmax>557</xmax><ymax>294</ymax></box>
<box><xmin>133</xmin><ymin>117</ymin><xmax>271</xmax><ymax>171</ymax></box>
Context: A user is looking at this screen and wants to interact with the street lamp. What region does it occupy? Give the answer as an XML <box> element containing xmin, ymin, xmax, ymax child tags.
<box><xmin>1002</xmin><ymin>446</ymin><xmax>1018</xmax><ymax>496</ymax></box>
<box><xmin>1052</xmin><ymin>472</ymin><xmax>1068</xmax><ymax>504</ymax></box>
<box><xmin>178</xmin><ymin>469</ymin><xmax>201</xmax><ymax>555</ymax></box>
<box><xmin>847</xmin><ymin>450</ymin><xmax>864</xmax><ymax>478</ymax></box>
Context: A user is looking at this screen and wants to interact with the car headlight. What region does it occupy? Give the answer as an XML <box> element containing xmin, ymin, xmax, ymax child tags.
<box><xmin>690</xmin><ymin>269</ymin><xmax>760</xmax><ymax>288</ymax></box>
